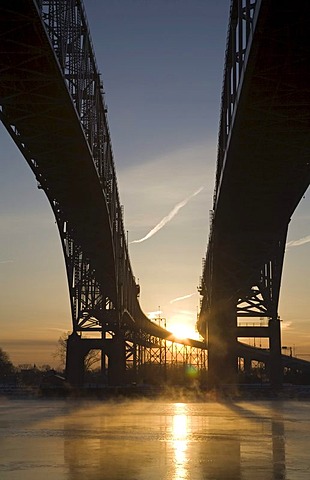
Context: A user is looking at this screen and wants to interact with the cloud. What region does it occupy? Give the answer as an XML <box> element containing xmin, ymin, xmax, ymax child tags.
<box><xmin>0</xmin><ymin>260</ymin><xmax>13</xmax><ymax>264</ymax></box>
<box><xmin>286</xmin><ymin>235</ymin><xmax>310</xmax><ymax>248</ymax></box>
<box><xmin>130</xmin><ymin>186</ymin><xmax>204</xmax><ymax>244</ymax></box>
<box><xmin>170</xmin><ymin>292</ymin><xmax>196</xmax><ymax>304</ymax></box>
<box><xmin>44</xmin><ymin>327</ymin><xmax>70</xmax><ymax>333</ymax></box>
<box><xmin>117</xmin><ymin>142</ymin><xmax>216</xmax><ymax>231</ymax></box>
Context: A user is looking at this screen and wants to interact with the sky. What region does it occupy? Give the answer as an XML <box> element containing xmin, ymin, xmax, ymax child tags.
<box><xmin>0</xmin><ymin>0</ymin><xmax>309</xmax><ymax>366</ymax></box>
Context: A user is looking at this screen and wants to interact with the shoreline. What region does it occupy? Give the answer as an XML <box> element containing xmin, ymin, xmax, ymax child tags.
<box><xmin>2</xmin><ymin>383</ymin><xmax>310</xmax><ymax>402</ymax></box>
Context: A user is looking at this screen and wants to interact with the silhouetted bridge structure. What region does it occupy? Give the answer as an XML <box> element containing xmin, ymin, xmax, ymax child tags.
<box><xmin>0</xmin><ymin>0</ymin><xmax>309</xmax><ymax>387</ymax></box>
<box><xmin>197</xmin><ymin>0</ymin><xmax>310</xmax><ymax>386</ymax></box>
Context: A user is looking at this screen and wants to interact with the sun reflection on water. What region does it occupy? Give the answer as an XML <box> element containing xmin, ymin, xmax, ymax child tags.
<box><xmin>172</xmin><ymin>403</ymin><xmax>189</xmax><ymax>480</ymax></box>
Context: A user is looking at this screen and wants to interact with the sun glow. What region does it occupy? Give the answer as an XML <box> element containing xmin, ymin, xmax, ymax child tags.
<box><xmin>169</xmin><ymin>322</ymin><xmax>198</xmax><ymax>340</ymax></box>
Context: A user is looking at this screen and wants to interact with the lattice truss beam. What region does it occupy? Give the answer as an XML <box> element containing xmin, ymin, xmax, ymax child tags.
<box><xmin>215</xmin><ymin>0</ymin><xmax>257</xmax><ymax>199</ymax></box>
<box><xmin>53</xmin><ymin>206</ymin><xmax>117</xmax><ymax>331</ymax></box>
<box><xmin>198</xmin><ymin>0</ymin><xmax>259</xmax><ymax>328</ymax></box>
<box><xmin>197</xmin><ymin>1</ymin><xmax>305</xmax><ymax>338</ymax></box>
<box><xmin>34</xmin><ymin>0</ymin><xmax>139</xmax><ymax>331</ymax></box>
<box><xmin>125</xmin><ymin>337</ymin><xmax>207</xmax><ymax>372</ymax></box>
<box><xmin>199</xmin><ymin>227</ymin><xmax>287</xmax><ymax>323</ymax></box>
<box><xmin>37</xmin><ymin>0</ymin><xmax>119</xmax><ymax>221</ymax></box>
<box><xmin>236</xmin><ymin>236</ymin><xmax>286</xmax><ymax>319</ymax></box>
<box><xmin>0</xmin><ymin>0</ymin><xmax>141</xmax><ymax>332</ymax></box>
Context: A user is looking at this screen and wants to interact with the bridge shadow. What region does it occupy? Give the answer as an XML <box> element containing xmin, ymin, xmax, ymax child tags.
<box><xmin>223</xmin><ymin>400</ymin><xmax>286</xmax><ymax>480</ymax></box>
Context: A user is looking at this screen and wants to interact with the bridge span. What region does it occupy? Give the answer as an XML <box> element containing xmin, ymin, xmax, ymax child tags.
<box><xmin>1</xmin><ymin>0</ymin><xmax>309</xmax><ymax>387</ymax></box>
<box><xmin>0</xmin><ymin>0</ymin><xmax>208</xmax><ymax>386</ymax></box>
<box><xmin>198</xmin><ymin>0</ymin><xmax>310</xmax><ymax>385</ymax></box>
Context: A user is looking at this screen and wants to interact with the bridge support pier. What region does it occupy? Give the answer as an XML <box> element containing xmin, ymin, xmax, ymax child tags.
<box><xmin>107</xmin><ymin>336</ymin><xmax>126</xmax><ymax>386</ymax></box>
<box><xmin>65</xmin><ymin>332</ymin><xmax>126</xmax><ymax>387</ymax></box>
<box><xmin>207</xmin><ymin>299</ymin><xmax>238</xmax><ymax>387</ymax></box>
<box><xmin>268</xmin><ymin>317</ymin><xmax>283</xmax><ymax>388</ymax></box>
<box><xmin>243</xmin><ymin>357</ymin><xmax>252</xmax><ymax>374</ymax></box>
<box><xmin>66</xmin><ymin>332</ymin><xmax>86</xmax><ymax>387</ymax></box>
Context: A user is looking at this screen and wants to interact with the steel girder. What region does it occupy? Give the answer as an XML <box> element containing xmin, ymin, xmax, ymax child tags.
<box><xmin>215</xmin><ymin>0</ymin><xmax>259</xmax><ymax>202</ymax></box>
<box><xmin>0</xmin><ymin>0</ymin><xmax>144</xmax><ymax>334</ymax></box>
<box><xmin>34</xmin><ymin>0</ymin><xmax>137</xmax><ymax>332</ymax></box>
<box><xmin>124</xmin><ymin>330</ymin><xmax>207</xmax><ymax>382</ymax></box>
<box><xmin>0</xmin><ymin>1</ymin><xmax>209</xmax><ymax>384</ymax></box>
<box><xmin>198</xmin><ymin>0</ymin><xmax>293</xmax><ymax>385</ymax></box>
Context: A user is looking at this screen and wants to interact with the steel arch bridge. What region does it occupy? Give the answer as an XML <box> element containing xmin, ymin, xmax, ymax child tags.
<box><xmin>0</xmin><ymin>0</ymin><xmax>309</xmax><ymax>388</ymax></box>
<box><xmin>197</xmin><ymin>0</ymin><xmax>310</xmax><ymax>386</ymax></box>
<box><xmin>0</xmin><ymin>0</ymin><xmax>207</xmax><ymax>386</ymax></box>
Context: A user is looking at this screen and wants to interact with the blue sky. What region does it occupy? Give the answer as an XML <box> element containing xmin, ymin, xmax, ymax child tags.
<box><xmin>1</xmin><ymin>1</ymin><xmax>309</xmax><ymax>365</ymax></box>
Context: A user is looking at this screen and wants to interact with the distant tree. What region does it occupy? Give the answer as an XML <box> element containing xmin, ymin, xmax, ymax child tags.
<box><xmin>53</xmin><ymin>332</ymin><xmax>101</xmax><ymax>372</ymax></box>
<box><xmin>0</xmin><ymin>348</ymin><xmax>15</xmax><ymax>378</ymax></box>
<box><xmin>53</xmin><ymin>332</ymin><xmax>68</xmax><ymax>370</ymax></box>
<box><xmin>84</xmin><ymin>350</ymin><xmax>101</xmax><ymax>371</ymax></box>
<box><xmin>40</xmin><ymin>364</ymin><xmax>52</xmax><ymax>371</ymax></box>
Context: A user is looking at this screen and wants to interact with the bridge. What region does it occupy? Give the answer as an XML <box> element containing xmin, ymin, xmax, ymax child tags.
<box><xmin>197</xmin><ymin>0</ymin><xmax>310</xmax><ymax>386</ymax></box>
<box><xmin>0</xmin><ymin>0</ymin><xmax>309</xmax><ymax>388</ymax></box>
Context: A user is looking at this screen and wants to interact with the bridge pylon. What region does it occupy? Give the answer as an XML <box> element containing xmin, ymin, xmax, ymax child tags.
<box><xmin>66</xmin><ymin>332</ymin><xmax>126</xmax><ymax>387</ymax></box>
<box><xmin>207</xmin><ymin>297</ymin><xmax>238</xmax><ymax>387</ymax></box>
<box><xmin>268</xmin><ymin>316</ymin><xmax>283</xmax><ymax>388</ymax></box>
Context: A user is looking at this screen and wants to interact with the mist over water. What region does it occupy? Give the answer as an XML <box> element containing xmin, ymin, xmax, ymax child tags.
<box><xmin>1</xmin><ymin>398</ymin><xmax>310</xmax><ymax>479</ymax></box>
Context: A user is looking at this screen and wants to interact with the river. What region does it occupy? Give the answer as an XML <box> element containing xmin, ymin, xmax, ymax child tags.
<box><xmin>0</xmin><ymin>397</ymin><xmax>310</xmax><ymax>479</ymax></box>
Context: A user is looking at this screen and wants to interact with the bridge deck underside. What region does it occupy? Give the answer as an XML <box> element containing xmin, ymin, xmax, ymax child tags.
<box><xmin>0</xmin><ymin>0</ymin><xmax>117</xmax><ymax>300</ymax></box>
<box><xmin>239</xmin><ymin>343</ymin><xmax>310</xmax><ymax>374</ymax></box>
<box><xmin>0</xmin><ymin>1</ymin><xmax>209</xmax><ymax>348</ymax></box>
<box><xmin>214</xmin><ymin>1</ymin><xmax>310</xmax><ymax>287</ymax></box>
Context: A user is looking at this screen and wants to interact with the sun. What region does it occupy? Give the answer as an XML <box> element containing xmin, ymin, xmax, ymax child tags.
<box><xmin>169</xmin><ymin>322</ymin><xmax>197</xmax><ymax>340</ymax></box>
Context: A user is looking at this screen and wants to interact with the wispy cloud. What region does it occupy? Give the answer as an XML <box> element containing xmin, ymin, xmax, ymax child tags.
<box><xmin>170</xmin><ymin>293</ymin><xmax>196</xmax><ymax>304</ymax></box>
<box><xmin>0</xmin><ymin>260</ymin><xmax>13</xmax><ymax>264</ymax></box>
<box><xmin>286</xmin><ymin>235</ymin><xmax>310</xmax><ymax>248</ymax></box>
<box><xmin>45</xmin><ymin>327</ymin><xmax>70</xmax><ymax>333</ymax></box>
<box><xmin>130</xmin><ymin>186</ymin><xmax>204</xmax><ymax>244</ymax></box>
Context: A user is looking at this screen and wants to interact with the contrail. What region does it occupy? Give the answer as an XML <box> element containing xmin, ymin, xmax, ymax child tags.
<box><xmin>170</xmin><ymin>293</ymin><xmax>196</xmax><ymax>304</ymax></box>
<box><xmin>130</xmin><ymin>186</ymin><xmax>204</xmax><ymax>244</ymax></box>
<box><xmin>286</xmin><ymin>235</ymin><xmax>310</xmax><ymax>248</ymax></box>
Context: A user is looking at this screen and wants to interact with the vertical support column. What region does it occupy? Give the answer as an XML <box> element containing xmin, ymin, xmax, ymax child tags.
<box><xmin>65</xmin><ymin>332</ymin><xmax>85</xmax><ymax>387</ymax></box>
<box><xmin>133</xmin><ymin>340</ymin><xmax>137</xmax><ymax>381</ymax></box>
<box><xmin>269</xmin><ymin>316</ymin><xmax>283</xmax><ymax>388</ymax></box>
<box><xmin>244</xmin><ymin>357</ymin><xmax>252</xmax><ymax>375</ymax></box>
<box><xmin>208</xmin><ymin>297</ymin><xmax>238</xmax><ymax>387</ymax></box>
<box><xmin>107</xmin><ymin>336</ymin><xmax>126</xmax><ymax>386</ymax></box>
<box><xmin>100</xmin><ymin>331</ymin><xmax>108</xmax><ymax>384</ymax></box>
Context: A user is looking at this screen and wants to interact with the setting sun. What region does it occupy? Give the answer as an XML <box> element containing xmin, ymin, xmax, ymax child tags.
<box><xmin>169</xmin><ymin>322</ymin><xmax>198</xmax><ymax>340</ymax></box>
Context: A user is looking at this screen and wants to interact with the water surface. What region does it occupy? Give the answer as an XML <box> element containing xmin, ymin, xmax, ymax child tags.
<box><xmin>1</xmin><ymin>398</ymin><xmax>310</xmax><ymax>479</ymax></box>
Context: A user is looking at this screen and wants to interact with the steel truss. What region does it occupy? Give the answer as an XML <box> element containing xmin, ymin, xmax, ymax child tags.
<box><xmin>216</xmin><ymin>0</ymin><xmax>258</xmax><ymax>200</ymax></box>
<box><xmin>34</xmin><ymin>0</ymin><xmax>138</xmax><ymax>332</ymax></box>
<box><xmin>236</xmin><ymin>237</ymin><xmax>286</xmax><ymax>320</ymax></box>
<box><xmin>0</xmin><ymin>1</ymin><xmax>209</xmax><ymax>385</ymax></box>
<box><xmin>54</xmin><ymin>209</ymin><xmax>118</xmax><ymax>332</ymax></box>
<box><xmin>124</xmin><ymin>330</ymin><xmax>207</xmax><ymax>382</ymax></box>
<box><xmin>197</xmin><ymin>0</ymin><xmax>291</xmax><ymax>386</ymax></box>
<box><xmin>198</xmin><ymin>0</ymin><xmax>260</xmax><ymax>329</ymax></box>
